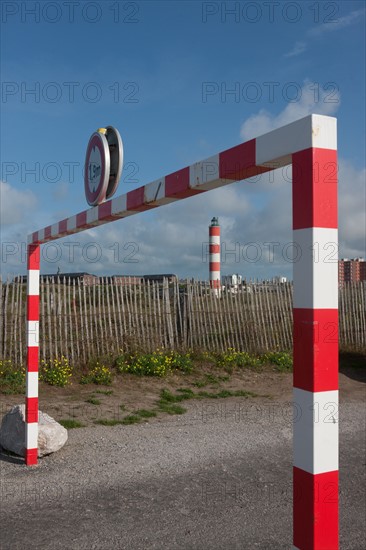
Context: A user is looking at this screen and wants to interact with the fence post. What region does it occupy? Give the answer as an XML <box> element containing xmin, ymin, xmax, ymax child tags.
<box><xmin>163</xmin><ymin>278</ymin><xmax>174</xmax><ymax>348</ymax></box>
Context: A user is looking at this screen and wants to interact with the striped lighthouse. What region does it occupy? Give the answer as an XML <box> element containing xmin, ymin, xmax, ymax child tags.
<box><xmin>209</xmin><ymin>217</ymin><xmax>221</xmax><ymax>296</ymax></box>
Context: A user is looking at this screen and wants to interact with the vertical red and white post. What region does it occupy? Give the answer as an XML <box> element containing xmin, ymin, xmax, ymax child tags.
<box><xmin>291</xmin><ymin>133</ymin><xmax>338</xmax><ymax>548</ymax></box>
<box><xmin>26</xmin><ymin>243</ymin><xmax>40</xmax><ymax>466</ymax></box>
<box><xmin>209</xmin><ymin>217</ymin><xmax>221</xmax><ymax>296</ymax></box>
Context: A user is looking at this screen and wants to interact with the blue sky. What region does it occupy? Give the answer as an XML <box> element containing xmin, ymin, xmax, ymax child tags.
<box><xmin>1</xmin><ymin>0</ymin><xmax>365</xmax><ymax>279</ymax></box>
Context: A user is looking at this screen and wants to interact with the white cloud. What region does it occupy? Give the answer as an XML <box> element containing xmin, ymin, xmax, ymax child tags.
<box><xmin>1</xmin><ymin>93</ymin><xmax>364</xmax><ymax>280</ymax></box>
<box><xmin>0</xmin><ymin>180</ymin><xmax>37</xmax><ymax>226</ymax></box>
<box><xmin>234</xmin><ymin>87</ymin><xmax>364</xmax><ymax>274</ymax></box>
<box><xmin>240</xmin><ymin>80</ymin><xmax>340</xmax><ymax>141</ymax></box>
<box><xmin>84</xmin><ymin>186</ymin><xmax>253</xmax><ymax>277</ymax></box>
<box><xmin>284</xmin><ymin>8</ymin><xmax>365</xmax><ymax>58</ymax></box>
<box><xmin>338</xmin><ymin>159</ymin><xmax>366</xmax><ymax>258</ymax></box>
<box><xmin>309</xmin><ymin>8</ymin><xmax>365</xmax><ymax>37</ymax></box>
<box><xmin>284</xmin><ymin>41</ymin><xmax>307</xmax><ymax>58</ymax></box>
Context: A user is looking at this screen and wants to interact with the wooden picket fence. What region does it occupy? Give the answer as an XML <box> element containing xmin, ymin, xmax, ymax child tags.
<box><xmin>0</xmin><ymin>278</ymin><xmax>365</xmax><ymax>367</ymax></box>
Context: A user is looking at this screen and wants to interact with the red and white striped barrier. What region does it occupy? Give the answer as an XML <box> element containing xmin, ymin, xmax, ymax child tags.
<box><xmin>26</xmin><ymin>114</ymin><xmax>338</xmax><ymax>549</ymax></box>
<box><xmin>26</xmin><ymin>244</ymin><xmax>40</xmax><ymax>466</ymax></box>
<box><xmin>209</xmin><ymin>217</ymin><xmax>221</xmax><ymax>295</ymax></box>
<box><xmin>292</xmin><ymin>145</ymin><xmax>338</xmax><ymax>549</ymax></box>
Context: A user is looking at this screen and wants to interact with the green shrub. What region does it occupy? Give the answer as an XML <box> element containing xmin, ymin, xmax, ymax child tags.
<box><xmin>80</xmin><ymin>362</ymin><xmax>113</xmax><ymax>385</ymax></box>
<box><xmin>0</xmin><ymin>360</ymin><xmax>25</xmax><ymax>394</ymax></box>
<box><xmin>214</xmin><ymin>348</ymin><xmax>292</xmax><ymax>371</ymax></box>
<box><xmin>169</xmin><ymin>352</ymin><xmax>193</xmax><ymax>373</ymax></box>
<box><xmin>262</xmin><ymin>351</ymin><xmax>293</xmax><ymax>371</ymax></box>
<box><xmin>40</xmin><ymin>356</ymin><xmax>73</xmax><ymax>387</ymax></box>
<box><xmin>215</xmin><ymin>348</ymin><xmax>262</xmax><ymax>370</ymax></box>
<box><xmin>116</xmin><ymin>350</ymin><xmax>193</xmax><ymax>377</ymax></box>
<box><xmin>235</xmin><ymin>352</ymin><xmax>262</xmax><ymax>368</ymax></box>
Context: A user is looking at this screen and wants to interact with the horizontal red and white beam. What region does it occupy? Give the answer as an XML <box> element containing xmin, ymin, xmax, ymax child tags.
<box><xmin>28</xmin><ymin>115</ymin><xmax>335</xmax><ymax>246</ymax></box>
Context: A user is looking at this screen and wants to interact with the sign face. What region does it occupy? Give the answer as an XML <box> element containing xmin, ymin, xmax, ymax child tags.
<box><xmin>84</xmin><ymin>132</ymin><xmax>110</xmax><ymax>206</ymax></box>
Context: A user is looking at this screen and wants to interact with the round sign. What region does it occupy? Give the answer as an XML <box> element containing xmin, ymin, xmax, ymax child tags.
<box><xmin>105</xmin><ymin>126</ymin><xmax>123</xmax><ymax>200</ymax></box>
<box><xmin>84</xmin><ymin>131</ymin><xmax>110</xmax><ymax>206</ymax></box>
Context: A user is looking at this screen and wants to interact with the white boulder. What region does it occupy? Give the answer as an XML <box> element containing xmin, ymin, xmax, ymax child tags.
<box><xmin>0</xmin><ymin>404</ymin><xmax>68</xmax><ymax>458</ymax></box>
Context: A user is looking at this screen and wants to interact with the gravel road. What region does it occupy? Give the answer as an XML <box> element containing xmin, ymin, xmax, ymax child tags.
<box><xmin>0</xmin><ymin>396</ymin><xmax>365</xmax><ymax>550</ymax></box>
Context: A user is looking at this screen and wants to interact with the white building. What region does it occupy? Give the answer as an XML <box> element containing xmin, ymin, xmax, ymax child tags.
<box><xmin>273</xmin><ymin>276</ymin><xmax>287</xmax><ymax>284</ymax></box>
<box><xmin>222</xmin><ymin>274</ymin><xmax>243</xmax><ymax>287</ymax></box>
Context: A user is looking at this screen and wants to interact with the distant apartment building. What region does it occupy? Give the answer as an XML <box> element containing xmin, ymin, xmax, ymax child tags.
<box><xmin>107</xmin><ymin>275</ymin><xmax>142</xmax><ymax>285</ymax></box>
<box><xmin>54</xmin><ymin>272</ymin><xmax>100</xmax><ymax>285</ymax></box>
<box><xmin>143</xmin><ymin>274</ymin><xmax>178</xmax><ymax>283</ymax></box>
<box><xmin>13</xmin><ymin>273</ymin><xmax>144</xmax><ymax>286</ymax></box>
<box><xmin>338</xmin><ymin>258</ymin><xmax>366</xmax><ymax>285</ymax></box>
<box><xmin>13</xmin><ymin>272</ymin><xmax>100</xmax><ymax>285</ymax></box>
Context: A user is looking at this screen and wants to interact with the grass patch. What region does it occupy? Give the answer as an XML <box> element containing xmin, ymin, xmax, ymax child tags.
<box><xmin>59</xmin><ymin>419</ymin><xmax>84</xmax><ymax>429</ymax></box>
<box><xmin>234</xmin><ymin>389</ymin><xmax>259</xmax><ymax>397</ymax></box>
<box><xmin>135</xmin><ymin>409</ymin><xmax>157</xmax><ymax>418</ymax></box>
<box><xmin>95</xmin><ymin>389</ymin><xmax>113</xmax><ymax>395</ymax></box>
<box><xmin>157</xmin><ymin>402</ymin><xmax>187</xmax><ymax>415</ymax></box>
<box><xmin>215</xmin><ymin>389</ymin><xmax>233</xmax><ymax>398</ymax></box>
<box><xmin>192</xmin><ymin>380</ymin><xmax>207</xmax><ymax>388</ymax></box>
<box><xmin>197</xmin><ymin>390</ymin><xmax>217</xmax><ymax>398</ymax></box>
<box><xmin>158</xmin><ymin>386</ymin><xmax>259</xmax><ymax>409</ymax></box>
<box><xmin>94</xmin><ymin>415</ymin><xmax>142</xmax><ymax>426</ymax></box>
<box><xmin>160</xmin><ymin>388</ymin><xmax>188</xmax><ymax>403</ymax></box>
<box><xmin>94</xmin><ymin>419</ymin><xmax>123</xmax><ymax>426</ymax></box>
<box><xmin>85</xmin><ymin>397</ymin><xmax>101</xmax><ymax>405</ymax></box>
<box><xmin>120</xmin><ymin>404</ymin><xmax>126</xmax><ymax>411</ymax></box>
<box><xmin>204</xmin><ymin>374</ymin><xmax>221</xmax><ymax>385</ymax></box>
<box><xmin>157</xmin><ymin>388</ymin><xmax>189</xmax><ymax>414</ymax></box>
<box><xmin>176</xmin><ymin>388</ymin><xmax>195</xmax><ymax>397</ymax></box>
<box><xmin>120</xmin><ymin>415</ymin><xmax>142</xmax><ymax>425</ymax></box>
<box><xmin>196</xmin><ymin>389</ymin><xmax>258</xmax><ymax>399</ymax></box>
<box><xmin>191</xmin><ymin>374</ymin><xmax>229</xmax><ymax>388</ymax></box>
